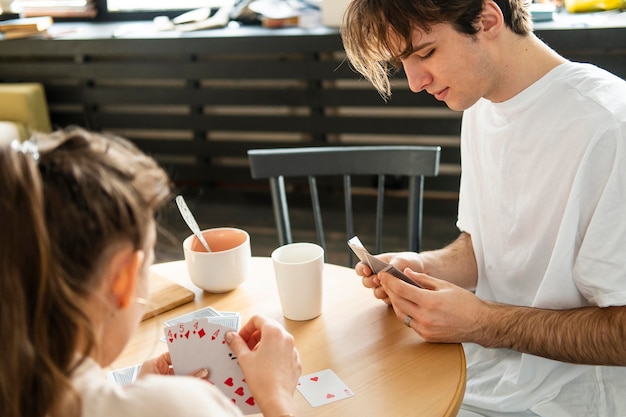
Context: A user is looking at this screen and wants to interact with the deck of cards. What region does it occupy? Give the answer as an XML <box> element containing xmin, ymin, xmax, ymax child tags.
<box><xmin>348</xmin><ymin>236</ymin><xmax>421</xmax><ymax>288</ymax></box>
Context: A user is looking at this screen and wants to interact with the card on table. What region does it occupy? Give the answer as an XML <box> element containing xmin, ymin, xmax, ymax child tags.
<box><xmin>297</xmin><ymin>369</ymin><xmax>355</xmax><ymax>407</ymax></box>
<box><xmin>347</xmin><ymin>236</ymin><xmax>421</xmax><ymax>288</ymax></box>
<box><xmin>164</xmin><ymin>318</ymin><xmax>260</xmax><ymax>414</ymax></box>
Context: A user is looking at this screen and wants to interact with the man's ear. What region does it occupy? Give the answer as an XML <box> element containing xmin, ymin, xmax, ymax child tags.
<box><xmin>111</xmin><ymin>249</ymin><xmax>145</xmax><ymax>309</ymax></box>
<box><xmin>478</xmin><ymin>0</ymin><xmax>504</xmax><ymax>38</ymax></box>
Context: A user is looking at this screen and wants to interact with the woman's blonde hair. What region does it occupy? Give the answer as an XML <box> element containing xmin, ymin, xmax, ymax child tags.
<box><xmin>341</xmin><ymin>0</ymin><xmax>532</xmax><ymax>99</ymax></box>
<box><xmin>0</xmin><ymin>127</ymin><xmax>171</xmax><ymax>417</ymax></box>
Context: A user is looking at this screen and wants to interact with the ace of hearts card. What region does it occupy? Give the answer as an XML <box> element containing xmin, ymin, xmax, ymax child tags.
<box><xmin>164</xmin><ymin>318</ymin><xmax>260</xmax><ymax>414</ymax></box>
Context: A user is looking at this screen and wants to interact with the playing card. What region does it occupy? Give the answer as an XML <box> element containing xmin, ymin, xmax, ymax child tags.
<box><xmin>297</xmin><ymin>369</ymin><xmax>355</xmax><ymax>407</ymax></box>
<box><xmin>207</xmin><ymin>314</ymin><xmax>241</xmax><ymax>330</ymax></box>
<box><xmin>107</xmin><ymin>364</ymin><xmax>142</xmax><ymax>386</ymax></box>
<box><xmin>163</xmin><ymin>306</ymin><xmax>221</xmax><ymax>327</ymax></box>
<box><xmin>164</xmin><ymin>318</ymin><xmax>260</xmax><ymax>414</ymax></box>
<box><xmin>161</xmin><ymin>307</ymin><xmax>240</xmax><ymax>342</ymax></box>
<box><xmin>347</xmin><ymin>236</ymin><xmax>421</xmax><ymax>288</ymax></box>
<box><xmin>216</xmin><ymin>311</ymin><xmax>239</xmax><ymax>317</ymax></box>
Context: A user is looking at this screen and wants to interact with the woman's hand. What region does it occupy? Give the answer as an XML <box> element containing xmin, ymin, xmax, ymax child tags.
<box><xmin>226</xmin><ymin>315</ymin><xmax>301</xmax><ymax>417</ymax></box>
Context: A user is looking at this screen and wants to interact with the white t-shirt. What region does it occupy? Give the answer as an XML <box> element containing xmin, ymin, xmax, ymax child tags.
<box><xmin>457</xmin><ymin>62</ymin><xmax>626</xmax><ymax>416</ymax></box>
<box><xmin>72</xmin><ymin>358</ymin><xmax>244</xmax><ymax>417</ymax></box>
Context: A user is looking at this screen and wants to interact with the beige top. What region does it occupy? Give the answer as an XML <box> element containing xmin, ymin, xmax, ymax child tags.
<box><xmin>72</xmin><ymin>357</ymin><xmax>244</xmax><ymax>417</ymax></box>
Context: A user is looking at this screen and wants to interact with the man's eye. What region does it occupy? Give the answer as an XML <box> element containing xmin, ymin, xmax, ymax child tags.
<box><xmin>420</xmin><ymin>49</ymin><xmax>435</xmax><ymax>60</ymax></box>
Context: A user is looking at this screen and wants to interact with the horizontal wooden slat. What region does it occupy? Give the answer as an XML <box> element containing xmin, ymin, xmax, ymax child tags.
<box><xmin>83</xmin><ymin>113</ymin><xmax>460</xmax><ymax>135</ymax></box>
<box><xmin>0</xmin><ymin>61</ymin><xmax>354</xmax><ymax>80</ymax></box>
<box><xmin>44</xmin><ymin>85</ymin><xmax>446</xmax><ymax>107</ymax></box>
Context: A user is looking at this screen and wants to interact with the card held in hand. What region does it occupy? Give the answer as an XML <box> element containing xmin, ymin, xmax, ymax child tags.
<box><xmin>347</xmin><ymin>236</ymin><xmax>421</xmax><ymax>288</ymax></box>
<box><xmin>164</xmin><ymin>318</ymin><xmax>260</xmax><ymax>414</ymax></box>
<box><xmin>160</xmin><ymin>306</ymin><xmax>241</xmax><ymax>343</ymax></box>
<box><xmin>297</xmin><ymin>369</ymin><xmax>355</xmax><ymax>407</ymax></box>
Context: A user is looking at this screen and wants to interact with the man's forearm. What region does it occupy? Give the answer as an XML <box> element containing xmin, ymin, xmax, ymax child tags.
<box><xmin>477</xmin><ymin>303</ymin><xmax>626</xmax><ymax>366</ymax></box>
<box><xmin>420</xmin><ymin>232</ymin><xmax>478</xmax><ymax>290</ymax></box>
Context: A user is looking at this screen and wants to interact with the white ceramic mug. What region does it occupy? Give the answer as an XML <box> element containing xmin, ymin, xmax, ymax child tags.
<box><xmin>271</xmin><ymin>242</ymin><xmax>324</xmax><ymax>321</ymax></box>
<box><xmin>183</xmin><ymin>227</ymin><xmax>251</xmax><ymax>293</ymax></box>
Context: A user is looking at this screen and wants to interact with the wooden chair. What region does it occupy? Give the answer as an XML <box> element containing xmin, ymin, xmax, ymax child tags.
<box><xmin>247</xmin><ymin>146</ymin><xmax>440</xmax><ymax>264</ymax></box>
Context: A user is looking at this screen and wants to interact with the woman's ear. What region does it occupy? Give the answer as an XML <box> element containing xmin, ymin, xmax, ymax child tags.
<box><xmin>111</xmin><ymin>249</ymin><xmax>145</xmax><ymax>309</ymax></box>
<box><xmin>478</xmin><ymin>0</ymin><xmax>504</xmax><ymax>38</ymax></box>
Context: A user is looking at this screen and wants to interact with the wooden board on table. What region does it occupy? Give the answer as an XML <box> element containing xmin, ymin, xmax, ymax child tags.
<box><xmin>142</xmin><ymin>272</ymin><xmax>195</xmax><ymax>321</ymax></box>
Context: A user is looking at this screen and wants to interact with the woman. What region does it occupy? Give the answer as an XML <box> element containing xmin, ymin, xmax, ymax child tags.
<box><xmin>0</xmin><ymin>128</ymin><xmax>300</xmax><ymax>417</ymax></box>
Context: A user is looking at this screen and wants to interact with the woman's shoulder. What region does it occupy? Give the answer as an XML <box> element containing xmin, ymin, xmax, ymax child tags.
<box><xmin>75</xmin><ymin>361</ymin><xmax>243</xmax><ymax>417</ymax></box>
<box><xmin>125</xmin><ymin>374</ymin><xmax>244</xmax><ymax>416</ymax></box>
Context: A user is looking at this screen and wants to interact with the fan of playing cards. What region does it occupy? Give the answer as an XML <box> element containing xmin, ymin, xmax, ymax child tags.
<box><xmin>165</xmin><ymin>316</ymin><xmax>259</xmax><ymax>414</ymax></box>
<box><xmin>110</xmin><ymin>307</ymin><xmax>255</xmax><ymax>413</ymax></box>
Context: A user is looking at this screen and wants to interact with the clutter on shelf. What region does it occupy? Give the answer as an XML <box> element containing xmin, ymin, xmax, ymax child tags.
<box><xmin>152</xmin><ymin>0</ymin><xmax>322</xmax><ymax>32</ymax></box>
<box><xmin>0</xmin><ymin>15</ymin><xmax>52</xmax><ymax>39</ymax></box>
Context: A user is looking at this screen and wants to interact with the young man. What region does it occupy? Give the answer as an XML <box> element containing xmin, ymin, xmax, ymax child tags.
<box><xmin>342</xmin><ymin>1</ymin><xmax>626</xmax><ymax>416</ymax></box>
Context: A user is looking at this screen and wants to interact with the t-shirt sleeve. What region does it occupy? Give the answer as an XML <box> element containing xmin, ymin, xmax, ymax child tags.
<box><xmin>572</xmin><ymin>126</ymin><xmax>626</xmax><ymax>307</ymax></box>
<box><xmin>456</xmin><ymin>113</ymin><xmax>476</xmax><ymax>236</ymax></box>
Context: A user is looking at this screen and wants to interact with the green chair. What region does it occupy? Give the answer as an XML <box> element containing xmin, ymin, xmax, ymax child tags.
<box><xmin>248</xmin><ymin>145</ymin><xmax>441</xmax><ymax>265</ymax></box>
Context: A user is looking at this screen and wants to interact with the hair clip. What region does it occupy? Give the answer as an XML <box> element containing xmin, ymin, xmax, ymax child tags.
<box><xmin>10</xmin><ymin>139</ymin><xmax>40</xmax><ymax>162</ymax></box>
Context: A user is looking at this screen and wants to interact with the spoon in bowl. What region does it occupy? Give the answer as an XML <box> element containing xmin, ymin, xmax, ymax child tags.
<box><xmin>175</xmin><ymin>195</ymin><xmax>212</xmax><ymax>252</ymax></box>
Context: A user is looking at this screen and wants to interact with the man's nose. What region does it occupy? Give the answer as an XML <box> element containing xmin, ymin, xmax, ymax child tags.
<box><xmin>402</xmin><ymin>61</ymin><xmax>431</xmax><ymax>93</ymax></box>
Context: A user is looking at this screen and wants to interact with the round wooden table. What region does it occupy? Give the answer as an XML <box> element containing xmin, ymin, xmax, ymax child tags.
<box><xmin>114</xmin><ymin>257</ymin><xmax>466</xmax><ymax>417</ymax></box>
